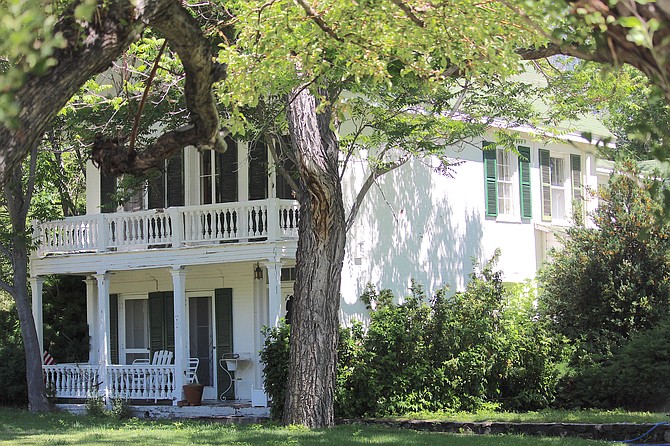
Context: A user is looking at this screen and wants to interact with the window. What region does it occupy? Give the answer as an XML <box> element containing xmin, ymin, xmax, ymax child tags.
<box><xmin>483</xmin><ymin>142</ymin><xmax>531</xmax><ymax>219</ymax></box>
<box><xmin>497</xmin><ymin>150</ymin><xmax>515</xmax><ymax>216</ymax></box>
<box><xmin>550</xmin><ymin>157</ymin><xmax>566</xmax><ymax>220</ymax></box>
<box><xmin>199</xmin><ymin>137</ymin><xmax>238</xmax><ymax>205</ymax></box>
<box><xmin>148</xmin><ymin>150</ymin><xmax>184</xmax><ymax>209</ymax></box>
<box><xmin>124</xmin><ymin>298</ymin><xmax>149</xmax><ymax>364</ymax></box>
<box><xmin>540</xmin><ymin>149</ymin><xmax>582</xmax><ymax>222</ymax></box>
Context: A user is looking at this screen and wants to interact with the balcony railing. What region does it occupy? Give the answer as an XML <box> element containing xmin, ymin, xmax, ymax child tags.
<box><xmin>34</xmin><ymin>199</ymin><xmax>299</xmax><ymax>257</ymax></box>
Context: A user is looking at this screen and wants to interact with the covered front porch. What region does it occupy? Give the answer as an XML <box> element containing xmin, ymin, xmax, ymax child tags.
<box><xmin>32</xmin><ymin>258</ymin><xmax>294</xmax><ymax>406</ymax></box>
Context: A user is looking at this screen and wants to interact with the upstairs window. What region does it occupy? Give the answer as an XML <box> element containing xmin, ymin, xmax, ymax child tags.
<box><xmin>497</xmin><ymin>149</ymin><xmax>516</xmax><ymax>216</ymax></box>
<box><xmin>483</xmin><ymin>143</ymin><xmax>531</xmax><ymax>219</ymax></box>
<box><xmin>198</xmin><ymin>137</ymin><xmax>238</xmax><ymax>205</ymax></box>
<box><xmin>540</xmin><ymin>149</ymin><xmax>582</xmax><ymax>222</ymax></box>
<box><xmin>148</xmin><ymin>150</ymin><xmax>184</xmax><ymax>209</ymax></box>
<box><xmin>550</xmin><ymin>156</ymin><xmax>566</xmax><ymax>220</ymax></box>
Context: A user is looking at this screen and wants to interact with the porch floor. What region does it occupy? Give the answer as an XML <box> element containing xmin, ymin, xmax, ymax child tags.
<box><xmin>56</xmin><ymin>400</ymin><xmax>270</xmax><ymax>421</ymax></box>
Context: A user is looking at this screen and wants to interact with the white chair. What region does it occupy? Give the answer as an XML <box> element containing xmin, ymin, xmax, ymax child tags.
<box><xmin>133</xmin><ymin>350</ymin><xmax>174</xmax><ymax>366</ymax></box>
<box><xmin>186</xmin><ymin>357</ymin><xmax>200</xmax><ymax>384</ymax></box>
<box><xmin>131</xmin><ymin>350</ymin><xmax>174</xmax><ymax>397</ymax></box>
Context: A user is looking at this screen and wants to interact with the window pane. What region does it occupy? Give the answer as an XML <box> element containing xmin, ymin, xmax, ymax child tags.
<box><xmin>497</xmin><ymin>149</ymin><xmax>515</xmax><ymax>216</ymax></box>
<box><xmin>200</xmin><ymin>152</ymin><xmax>213</xmax><ymax>205</ymax></box>
<box><xmin>550</xmin><ymin>157</ymin><xmax>564</xmax><ymax>186</ymax></box>
<box><xmin>125</xmin><ymin>300</ymin><xmax>148</xmax><ymax>349</ymax></box>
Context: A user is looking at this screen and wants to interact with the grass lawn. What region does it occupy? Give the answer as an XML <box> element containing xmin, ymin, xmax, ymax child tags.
<box><xmin>0</xmin><ymin>408</ymin><xmax>614</xmax><ymax>446</ymax></box>
<box><xmin>394</xmin><ymin>408</ymin><xmax>670</xmax><ymax>424</ymax></box>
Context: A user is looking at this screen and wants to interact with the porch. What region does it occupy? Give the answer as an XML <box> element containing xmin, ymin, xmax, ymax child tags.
<box><xmin>44</xmin><ymin>363</ymin><xmax>176</xmax><ymax>401</ymax></box>
<box><xmin>33</xmin><ymin>198</ymin><xmax>299</xmax><ymax>257</ymax></box>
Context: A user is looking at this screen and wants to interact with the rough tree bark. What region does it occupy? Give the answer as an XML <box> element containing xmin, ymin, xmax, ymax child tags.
<box><xmin>283</xmin><ymin>86</ymin><xmax>346</xmax><ymax>428</ymax></box>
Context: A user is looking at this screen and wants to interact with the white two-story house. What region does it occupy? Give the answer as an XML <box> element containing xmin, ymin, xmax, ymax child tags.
<box><xmin>30</xmin><ymin>120</ymin><xmax>612</xmax><ymax>410</ymax></box>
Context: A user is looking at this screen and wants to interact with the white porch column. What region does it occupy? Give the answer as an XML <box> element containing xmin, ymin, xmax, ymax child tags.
<box><xmin>170</xmin><ymin>266</ymin><xmax>188</xmax><ymax>403</ymax></box>
<box><xmin>94</xmin><ymin>272</ymin><xmax>111</xmax><ymax>379</ymax></box>
<box><xmin>84</xmin><ymin>276</ymin><xmax>99</xmax><ymax>364</ymax></box>
<box><xmin>94</xmin><ymin>272</ymin><xmax>111</xmax><ymax>402</ymax></box>
<box><xmin>29</xmin><ymin>276</ymin><xmax>45</xmax><ymax>359</ymax></box>
<box><xmin>265</xmin><ymin>261</ymin><xmax>282</xmax><ymax>327</ymax></box>
<box><xmin>253</xmin><ymin>263</ymin><xmax>268</xmax><ymax>390</ymax></box>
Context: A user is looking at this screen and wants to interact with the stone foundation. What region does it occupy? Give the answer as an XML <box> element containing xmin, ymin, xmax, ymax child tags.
<box><xmin>341</xmin><ymin>419</ymin><xmax>670</xmax><ymax>443</ymax></box>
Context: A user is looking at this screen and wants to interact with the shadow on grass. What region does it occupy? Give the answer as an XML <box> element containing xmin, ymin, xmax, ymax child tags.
<box><xmin>0</xmin><ymin>408</ymin><xmax>609</xmax><ymax>446</ymax></box>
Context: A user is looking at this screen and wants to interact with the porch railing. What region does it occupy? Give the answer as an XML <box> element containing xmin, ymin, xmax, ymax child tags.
<box><xmin>44</xmin><ymin>364</ymin><xmax>177</xmax><ymax>401</ymax></box>
<box><xmin>35</xmin><ymin>199</ymin><xmax>299</xmax><ymax>256</ymax></box>
<box><xmin>44</xmin><ymin>364</ymin><xmax>101</xmax><ymax>399</ymax></box>
<box><xmin>107</xmin><ymin>365</ymin><xmax>176</xmax><ymax>400</ymax></box>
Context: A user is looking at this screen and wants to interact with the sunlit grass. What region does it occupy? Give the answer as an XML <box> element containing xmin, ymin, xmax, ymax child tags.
<box><xmin>0</xmin><ymin>407</ymin><xmax>614</xmax><ymax>445</ymax></box>
<box><xmin>394</xmin><ymin>408</ymin><xmax>669</xmax><ymax>424</ymax></box>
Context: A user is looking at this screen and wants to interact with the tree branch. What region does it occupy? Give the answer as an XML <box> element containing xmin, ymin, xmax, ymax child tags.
<box><xmin>389</xmin><ymin>0</ymin><xmax>425</xmax><ymax>28</ymax></box>
<box><xmin>92</xmin><ymin>0</ymin><xmax>228</xmax><ymax>176</ymax></box>
<box><xmin>293</xmin><ymin>0</ymin><xmax>343</xmax><ymax>42</ymax></box>
<box><xmin>0</xmin><ymin>0</ymin><xmax>153</xmax><ymax>184</ymax></box>
<box><xmin>345</xmin><ymin>154</ymin><xmax>409</xmax><ymax>232</ymax></box>
<box><xmin>0</xmin><ymin>278</ymin><xmax>14</xmax><ymax>296</ymax></box>
<box><xmin>266</xmin><ymin>133</ymin><xmax>300</xmax><ymax>194</ymax></box>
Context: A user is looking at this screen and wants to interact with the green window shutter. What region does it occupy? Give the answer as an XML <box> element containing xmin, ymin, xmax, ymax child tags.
<box><xmin>109</xmin><ymin>294</ymin><xmax>119</xmax><ymax>364</ymax></box>
<box><xmin>276</xmin><ymin>136</ymin><xmax>298</xmax><ymax>200</ymax></box>
<box><xmin>149</xmin><ymin>292</ymin><xmax>175</xmax><ymax>356</ymax></box>
<box><xmin>518</xmin><ymin>146</ymin><xmax>532</xmax><ymax>219</ymax></box>
<box><xmin>100</xmin><ymin>172</ymin><xmax>117</xmax><ymax>213</ymax></box>
<box><xmin>147</xmin><ymin>168</ymin><xmax>165</xmax><ymax>210</ymax></box>
<box><xmin>215</xmin><ymin>288</ymin><xmax>234</xmax><ymax>399</ymax></box>
<box><xmin>217</xmin><ymin>136</ymin><xmax>238</xmax><ymax>203</ymax></box>
<box><xmin>570</xmin><ymin>154</ymin><xmax>582</xmax><ymax>201</ymax></box>
<box><xmin>483</xmin><ymin>142</ymin><xmax>498</xmax><ymax>217</ymax></box>
<box><xmin>166</xmin><ymin>150</ymin><xmax>184</xmax><ymax>207</ymax></box>
<box><xmin>539</xmin><ymin>148</ymin><xmax>552</xmax><ymax>222</ymax></box>
<box><xmin>249</xmin><ymin>141</ymin><xmax>268</xmax><ymax>201</ymax></box>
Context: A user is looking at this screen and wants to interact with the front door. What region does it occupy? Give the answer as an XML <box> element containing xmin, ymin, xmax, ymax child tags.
<box><xmin>189</xmin><ymin>297</ymin><xmax>214</xmax><ymax>398</ymax></box>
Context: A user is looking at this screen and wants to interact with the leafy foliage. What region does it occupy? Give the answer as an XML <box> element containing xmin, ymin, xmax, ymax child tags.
<box><xmin>262</xmin><ymin>256</ymin><xmax>563</xmax><ymax>419</ymax></box>
<box><xmin>539</xmin><ymin>166</ymin><xmax>670</xmax><ymax>410</ymax></box>
<box><xmin>259</xmin><ymin>322</ymin><xmax>290</xmax><ymax>421</ymax></box>
<box><xmin>557</xmin><ymin>316</ymin><xmax>670</xmax><ymax>411</ymax></box>
<box><xmin>0</xmin><ymin>276</ymin><xmax>88</xmax><ymax>407</ymax></box>
<box><xmin>538</xmin><ymin>166</ymin><xmax>670</xmax><ymax>356</ymax></box>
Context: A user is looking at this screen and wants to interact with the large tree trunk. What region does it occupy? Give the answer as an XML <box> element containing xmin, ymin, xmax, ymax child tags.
<box><xmin>13</xmin><ymin>246</ymin><xmax>48</xmax><ymax>412</ymax></box>
<box><xmin>4</xmin><ymin>157</ymin><xmax>49</xmax><ymax>412</ymax></box>
<box><xmin>283</xmin><ymin>87</ymin><xmax>346</xmax><ymax>428</ymax></box>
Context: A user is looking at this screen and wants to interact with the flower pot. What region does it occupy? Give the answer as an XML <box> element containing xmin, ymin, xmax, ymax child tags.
<box><xmin>183</xmin><ymin>383</ymin><xmax>204</xmax><ymax>405</ymax></box>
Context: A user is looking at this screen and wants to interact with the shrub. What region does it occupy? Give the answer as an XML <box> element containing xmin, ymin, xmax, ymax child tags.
<box><xmin>262</xmin><ymin>254</ymin><xmax>563</xmax><ymax>418</ymax></box>
<box><xmin>539</xmin><ymin>166</ymin><xmax>670</xmax><ymax>410</ymax></box>
<box><xmin>538</xmin><ymin>168</ymin><xmax>670</xmax><ymax>356</ymax></box>
<box><xmin>85</xmin><ymin>396</ymin><xmax>107</xmax><ymax>418</ymax></box>
<box><xmin>557</xmin><ymin>318</ymin><xmax>670</xmax><ymax>411</ymax></box>
<box><xmin>259</xmin><ymin>322</ymin><xmax>290</xmax><ymax>421</ymax></box>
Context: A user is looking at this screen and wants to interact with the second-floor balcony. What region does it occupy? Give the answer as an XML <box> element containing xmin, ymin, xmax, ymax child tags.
<box><xmin>34</xmin><ymin>199</ymin><xmax>300</xmax><ymax>257</ymax></box>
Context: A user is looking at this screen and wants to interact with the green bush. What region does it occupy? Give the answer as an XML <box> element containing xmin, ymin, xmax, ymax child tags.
<box><xmin>538</xmin><ymin>168</ymin><xmax>670</xmax><ymax>356</ymax></box>
<box><xmin>539</xmin><ymin>167</ymin><xmax>670</xmax><ymax>410</ymax></box>
<box><xmin>0</xmin><ymin>296</ymin><xmax>26</xmax><ymax>406</ymax></box>
<box><xmin>0</xmin><ymin>276</ymin><xmax>88</xmax><ymax>407</ymax></box>
<box><xmin>259</xmin><ymin>322</ymin><xmax>290</xmax><ymax>421</ymax></box>
<box><xmin>262</xmin><ymin>255</ymin><xmax>563</xmax><ymax>418</ymax></box>
<box><xmin>557</xmin><ymin>318</ymin><xmax>670</xmax><ymax>411</ymax></box>
<box><xmin>85</xmin><ymin>396</ymin><xmax>107</xmax><ymax>418</ymax></box>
